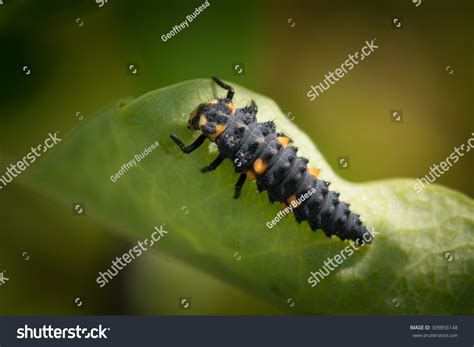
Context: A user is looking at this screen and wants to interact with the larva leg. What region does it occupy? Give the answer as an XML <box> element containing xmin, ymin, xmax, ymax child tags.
<box><xmin>170</xmin><ymin>134</ymin><xmax>206</xmax><ymax>154</ymax></box>
<box><xmin>201</xmin><ymin>155</ymin><xmax>224</xmax><ymax>173</ymax></box>
<box><xmin>233</xmin><ymin>173</ymin><xmax>247</xmax><ymax>199</ymax></box>
<box><xmin>212</xmin><ymin>76</ymin><xmax>234</xmax><ymax>102</ymax></box>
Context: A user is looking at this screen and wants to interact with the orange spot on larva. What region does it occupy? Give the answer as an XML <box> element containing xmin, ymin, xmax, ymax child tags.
<box><xmin>308</xmin><ymin>167</ymin><xmax>321</xmax><ymax>178</ymax></box>
<box><xmin>287</xmin><ymin>195</ymin><xmax>299</xmax><ymax>208</ymax></box>
<box><xmin>227</xmin><ymin>102</ymin><xmax>236</xmax><ymax>113</ymax></box>
<box><xmin>280</xmin><ymin>202</ymin><xmax>288</xmax><ymax>210</ymax></box>
<box><xmin>209</xmin><ymin>124</ymin><xmax>226</xmax><ymax>141</ymax></box>
<box><xmin>277</xmin><ymin>136</ymin><xmax>289</xmax><ymax>148</ymax></box>
<box><xmin>253</xmin><ymin>158</ymin><xmax>268</xmax><ymax>174</ymax></box>
<box><xmin>246</xmin><ymin>170</ymin><xmax>256</xmax><ymax>181</ymax></box>
<box><xmin>199</xmin><ymin>115</ymin><xmax>207</xmax><ymax>127</ymax></box>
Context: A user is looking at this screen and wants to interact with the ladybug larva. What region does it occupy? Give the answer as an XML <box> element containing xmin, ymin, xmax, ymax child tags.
<box><xmin>170</xmin><ymin>77</ymin><xmax>373</xmax><ymax>243</ymax></box>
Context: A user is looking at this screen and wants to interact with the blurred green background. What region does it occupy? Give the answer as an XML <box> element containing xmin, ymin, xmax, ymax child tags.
<box><xmin>0</xmin><ymin>0</ymin><xmax>472</xmax><ymax>314</ymax></box>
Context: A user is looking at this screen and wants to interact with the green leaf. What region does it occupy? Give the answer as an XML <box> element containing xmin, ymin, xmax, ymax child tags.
<box><xmin>20</xmin><ymin>79</ymin><xmax>474</xmax><ymax>314</ymax></box>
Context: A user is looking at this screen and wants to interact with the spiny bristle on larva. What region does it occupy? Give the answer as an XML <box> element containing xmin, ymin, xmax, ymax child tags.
<box><xmin>261</xmin><ymin>121</ymin><xmax>276</xmax><ymax>135</ymax></box>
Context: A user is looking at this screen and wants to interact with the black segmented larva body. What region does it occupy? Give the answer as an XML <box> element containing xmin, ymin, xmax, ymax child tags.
<box><xmin>170</xmin><ymin>77</ymin><xmax>373</xmax><ymax>243</ymax></box>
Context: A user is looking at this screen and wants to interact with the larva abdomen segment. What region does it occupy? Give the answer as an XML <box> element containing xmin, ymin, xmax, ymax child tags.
<box><xmin>240</xmin><ymin>123</ymin><xmax>372</xmax><ymax>243</ymax></box>
<box><xmin>288</xmin><ymin>169</ymin><xmax>372</xmax><ymax>242</ymax></box>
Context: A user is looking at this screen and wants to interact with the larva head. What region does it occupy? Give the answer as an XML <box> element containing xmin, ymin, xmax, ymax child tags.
<box><xmin>187</xmin><ymin>98</ymin><xmax>236</xmax><ymax>140</ymax></box>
